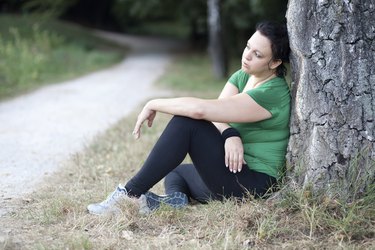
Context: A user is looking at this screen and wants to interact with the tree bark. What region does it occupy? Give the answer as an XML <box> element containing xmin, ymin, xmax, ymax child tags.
<box><xmin>207</xmin><ymin>0</ymin><xmax>227</xmax><ymax>79</ymax></box>
<box><xmin>286</xmin><ymin>0</ymin><xmax>375</xmax><ymax>199</ymax></box>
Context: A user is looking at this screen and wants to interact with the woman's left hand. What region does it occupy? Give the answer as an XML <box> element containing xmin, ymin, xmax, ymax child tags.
<box><xmin>133</xmin><ymin>104</ymin><xmax>157</xmax><ymax>139</ymax></box>
<box><xmin>224</xmin><ymin>136</ymin><xmax>246</xmax><ymax>173</ymax></box>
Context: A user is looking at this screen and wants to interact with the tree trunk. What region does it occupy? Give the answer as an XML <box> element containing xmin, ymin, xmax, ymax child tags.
<box><xmin>286</xmin><ymin>0</ymin><xmax>375</xmax><ymax>200</ymax></box>
<box><xmin>207</xmin><ymin>0</ymin><xmax>227</xmax><ymax>79</ymax></box>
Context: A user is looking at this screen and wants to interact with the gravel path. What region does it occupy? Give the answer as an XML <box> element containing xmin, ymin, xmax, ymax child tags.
<box><xmin>0</xmin><ymin>31</ymin><xmax>184</xmax><ymax>216</ymax></box>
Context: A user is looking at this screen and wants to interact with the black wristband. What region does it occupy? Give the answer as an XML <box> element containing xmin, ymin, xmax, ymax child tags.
<box><xmin>222</xmin><ymin>127</ymin><xmax>241</xmax><ymax>141</ymax></box>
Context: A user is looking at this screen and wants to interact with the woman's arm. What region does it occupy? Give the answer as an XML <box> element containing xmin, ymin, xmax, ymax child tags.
<box><xmin>213</xmin><ymin>82</ymin><xmax>239</xmax><ymax>133</ymax></box>
<box><xmin>132</xmin><ymin>87</ymin><xmax>271</xmax><ymax>138</ymax></box>
<box><xmin>145</xmin><ymin>93</ymin><xmax>271</xmax><ymax>123</ymax></box>
<box><xmin>132</xmin><ymin>83</ymin><xmax>271</xmax><ymax>173</ymax></box>
<box><xmin>211</xmin><ymin>82</ymin><xmax>246</xmax><ymax>174</ymax></box>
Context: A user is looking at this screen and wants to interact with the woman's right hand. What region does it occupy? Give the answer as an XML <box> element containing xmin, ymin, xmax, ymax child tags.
<box><xmin>224</xmin><ymin>136</ymin><xmax>246</xmax><ymax>173</ymax></box>
<box><xmin>133</xmin><ymin>103</ymin><xmax>157</xmax><ymax>139</ymax></box>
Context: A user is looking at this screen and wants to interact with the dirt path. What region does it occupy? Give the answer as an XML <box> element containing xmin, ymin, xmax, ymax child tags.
<box><xmin>0</xmin><ymin>31</ymin><xmax>184</xmax><ymax>216</ymax></box>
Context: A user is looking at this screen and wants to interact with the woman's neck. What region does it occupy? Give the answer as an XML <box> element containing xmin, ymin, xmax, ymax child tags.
<box><xmin>250</xmin><ymin>72</ymin><xmax>276</xmax><ymax>88</ymax></box>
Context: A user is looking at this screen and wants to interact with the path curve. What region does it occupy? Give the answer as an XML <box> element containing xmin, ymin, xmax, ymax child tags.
<box><xmin>0</xmin><ymin>31</ymin><xmax>185</xmax><ymax>216</ymax></box>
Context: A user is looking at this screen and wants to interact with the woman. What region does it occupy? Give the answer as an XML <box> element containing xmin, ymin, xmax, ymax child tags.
<box><xmin>87</xmin><ymin>21</ymin><xmax>290</xmax><ymax>215</ymax></box>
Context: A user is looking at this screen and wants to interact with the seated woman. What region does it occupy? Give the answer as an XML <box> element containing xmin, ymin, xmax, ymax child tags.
<box><xmin>87</xmin><ymin>21</ymin><xmax>291</xmax><ymax>215</ymax></box>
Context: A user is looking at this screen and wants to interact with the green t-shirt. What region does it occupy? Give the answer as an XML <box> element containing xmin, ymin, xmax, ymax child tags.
<box><xmin>228</xmin><ymin>69</ymin><xmax>291</xmax><ymax>178</ymax></box>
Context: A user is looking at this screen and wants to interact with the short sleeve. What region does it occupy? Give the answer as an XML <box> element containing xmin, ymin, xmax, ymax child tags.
<box><xmin>228</xmin><ymin>70</ymin><xmax>249</xmax><ymax>91</ymax></box>
<box><xmin>246</xmin><ymin>78</ymin><xmax>290</xmax><ymax>116</ymax></box>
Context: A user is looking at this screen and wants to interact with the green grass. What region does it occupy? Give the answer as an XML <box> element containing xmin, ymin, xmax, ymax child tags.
<box><xmin>0</xmin><ymin>51</ymin><xmax>374</xmax><ymax>249</ymax></box>
<box><xmin>0</xmin><ymin>14</ymin><xmax>125</xmax><ymax>100</ymax></box>
<box><xmin>126</xmin><ymin>21</ymin><xmax>191</xmax><ymax>39</ymax></box>
<box><xmin>157</xmin><ymin>51</ymin><xmax>240</xmax><ymax>98</ymax></box>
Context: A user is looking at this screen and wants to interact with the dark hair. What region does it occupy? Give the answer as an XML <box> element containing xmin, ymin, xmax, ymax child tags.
<box><xmin>256</xmin><ymin>21</ymin><xmax>290</xmax><ymax>77</ymax></box>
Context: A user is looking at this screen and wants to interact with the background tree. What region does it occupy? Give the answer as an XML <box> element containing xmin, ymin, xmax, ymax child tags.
<box><xmin>286</xmin><ymin>0</ymin><xmax>375</xmax><ymax>200</ymax></box>
<box><xmin>0</xmin><ymin>0</ymin><xmax>288</xmax><ymax>78</ymax></box>
<box><xmin>62</xmin><ymin>0</ymin><xmax>117</xmax><ymax>30</ymax></box>
<box><xmin>207</xmin><ymin>0</ymin><xmax>227</xmax><ymax>79</ymax></box>
<box><xmin>221</xmin><ymin>0</ymin><xmax>288</xmax><ymax>55</ymax></box>
<box><xmin>21</xmin><ymin>0</ymin><xmax>77</xmax><ymax>18</ymax></box>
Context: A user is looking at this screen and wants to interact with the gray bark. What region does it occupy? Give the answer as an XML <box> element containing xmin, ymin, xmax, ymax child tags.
<box><xmin>286</xmin><ymin>0</ymin><xmax>375</xmax><ymax>199</ymax></box>
<box><xmin>207</xmin><ymin>0</ymin><xmax>227</xmax><ymax>79</ymax></box>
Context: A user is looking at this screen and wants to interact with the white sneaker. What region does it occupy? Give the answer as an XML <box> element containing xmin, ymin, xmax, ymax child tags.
<box><xmin>87</xmin><ymin>184</ymin><xmax>128</xmax><ymax>215</ymax></box>
<box><xmin>138</xmin><ymin>194</ymin><xmax>152</xmax><ymax>215</ymax></box>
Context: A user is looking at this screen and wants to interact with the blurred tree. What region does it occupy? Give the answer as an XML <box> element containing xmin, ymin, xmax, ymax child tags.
<box><xmin>222</xmin><ymin>0</ymin><xmax>288</xmax><ymax>55</ymax></box>
<box><xmin>208</xmin><ymin>0</ymin><xmax>227</xmax><ymax>79</ymax></box>
<box><xmin>250</xmin><ymin>0</ymin><xmax>288</xmax><ymax>21</ymax></box>
<box><xmin>21</xmin><ymin>0</ymin><xmax>77</xmax><ymax>18</ymax></box>
<box><xmin>108</xmin><ymin>0</ymin><xmax>286</xmax><ymax>79</ymax></box>
<box><xmin>110</xmin><ymin>0</ymin><xmax>207</xmax><ymax>42</ymax></box>
<box><xmin>180</xmin><ymin>0</ymin><xmax>207</xmax><ymax>45</ymax></box>
<box><xmin>1</xmin><ymin>0</ymin><xmax>288</xmax><ymax>78</ymax></box>
<box><xmin>0</xmin><ymin>0</ymin><xmax>118</xmax><ymax>29</ymax></box>
<box><xmin>0</xmin><ymin>0</ymin><xmax>24</xmax><ymax>12</ymax></box>
<box><xmin>62</xmin><ymin>0</ymin><xmax>119</xmax><ymax>30</ymax></box>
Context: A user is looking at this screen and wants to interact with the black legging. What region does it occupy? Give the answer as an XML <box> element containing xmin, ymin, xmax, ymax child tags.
<box><xmin>125</xmin><ymin>116</ymin><xmax>277</xmax><ymax>202</ymax></box>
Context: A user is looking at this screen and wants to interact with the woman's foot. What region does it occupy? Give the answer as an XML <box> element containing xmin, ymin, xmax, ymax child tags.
<box><xmin>87</xmin><ymin>184</ymin><xmax>130</xmax><ymax>215</ymax></box>
<box><xmin>87</xmin><ymin>186</ymin><xmax>188</xmax><ymax>215</ymax></box>
<box><xmin>142</xmin><ymin>191</ymin><xmax>188</xmax><ymax>213</ymax></box>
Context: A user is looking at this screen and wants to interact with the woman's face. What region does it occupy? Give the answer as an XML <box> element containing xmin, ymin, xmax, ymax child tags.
<box><xmin>241</xmin><ymin>31</ymin><xmax>279</xmax><ymax>76</ymax></box>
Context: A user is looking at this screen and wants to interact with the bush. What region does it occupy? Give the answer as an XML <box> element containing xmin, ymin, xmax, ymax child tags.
<box><xmin>0</xmin><ymin>16</ymin><xmax>123</xmax><ymax>100</ymax></box>
<box><xmin>0</xmin><ymin>25</ymin><xmax>64</xmax><ymax>92</ymax></box>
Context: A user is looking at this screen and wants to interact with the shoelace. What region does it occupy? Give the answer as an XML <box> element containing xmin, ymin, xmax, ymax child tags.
<box><xmin>102</xmin><ymin>186</ymin><xmax>127</xmax><ymax>205</ymax></box>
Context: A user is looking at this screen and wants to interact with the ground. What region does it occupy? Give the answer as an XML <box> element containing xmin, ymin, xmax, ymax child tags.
<box><xmin>0</xmin><ymin>31</ymin><xmax>183</xmax><ymax>220</ymax></box>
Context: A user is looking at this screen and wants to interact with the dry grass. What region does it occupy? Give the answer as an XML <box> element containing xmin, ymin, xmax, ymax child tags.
<box><xmin>2</xmin><ymin>109</ymin><xmax>374</xmax><ymax>249</ymax></box>
<box><xmin>1</xmin><ymin>52</ymin><xmax>374</xmax><ymax>249</ymax></box>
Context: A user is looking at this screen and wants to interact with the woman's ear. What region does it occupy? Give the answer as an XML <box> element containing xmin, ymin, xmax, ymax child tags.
<box><xmin>269</xmin><ymin>59</ymin><xmax>282</xmax><ymax>70</ymax></box>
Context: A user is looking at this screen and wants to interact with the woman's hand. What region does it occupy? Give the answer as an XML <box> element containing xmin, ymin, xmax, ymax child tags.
<box><xmin>224</xmin><ymin>136</ymin><xmax>246</xmax><ymax>173</ymax></box>
<box><xmin>133</xmin><ymin>104</ymin><xmax>157</xmax><ymax>139</ymax></box>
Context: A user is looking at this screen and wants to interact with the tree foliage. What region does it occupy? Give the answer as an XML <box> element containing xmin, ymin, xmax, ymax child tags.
<box><xmin>0</xmin><ymin>0</ymin><xmax>287</xmax><ymax>78</ymax></box>
<box><xmin>21</xmin><ymin>0</ymin><xmax>78</xmax><ymax>18</ymax></box>
<box><xmin>1</xmin><ymin>0</ymin><xmax>287</xmax><ymax>53</ymax></box>
<box><xmin>109</xmin><ymin>0</ymin><xmax>288</xmax><ymax>53</ymax></box>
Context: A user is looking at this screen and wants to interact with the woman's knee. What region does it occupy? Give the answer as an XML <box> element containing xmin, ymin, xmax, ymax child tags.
<box><xmin>164</xmin><ymin>164</ymin><xmax>190</xmax><ymax>185</ymax></box>
<box><xmin>164</xmin><ymin>170</ymin><xmax>180</xmax><ymax>185</ymax></box>
<box><xmin>164</xmin><ymin>167</ymin><xmax>189</xmax><ymax>195</ymax></box>
<box><xmin>170</xmin><ymin>116</ymin><xmax>210</xmax><ymax>128</ymax></box>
